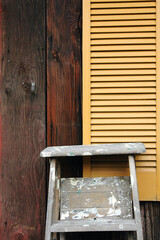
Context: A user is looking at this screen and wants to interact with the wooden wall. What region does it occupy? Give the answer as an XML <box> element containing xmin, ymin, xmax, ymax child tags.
<box><xmin>0</xmin><ymin>0</ymin><xmax>46</xmax><ymax>239</ymax></box>
<box><xmin>0</xmin><ymin>0</ymin><xmax>160</xmax><ymax>240</ymax></box>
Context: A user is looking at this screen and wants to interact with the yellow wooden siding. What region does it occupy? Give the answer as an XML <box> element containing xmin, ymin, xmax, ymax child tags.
<box><xmin>83</xmin><ymin>0</ymin><xmax>160</xmax><ymax>200</ymax></box>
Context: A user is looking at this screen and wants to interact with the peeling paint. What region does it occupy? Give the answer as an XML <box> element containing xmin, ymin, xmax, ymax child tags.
<box><xmin>82</xmin><ymin>152</ymin><xmax>92</xmax><ymax>156</ymax></box>
<box><xmin>61</xmin><ymin>211</ymin><xmax>69</xmax><ymax>220</ymax></box>
<box><xmin>70</xmin><ymin>179</ymin><xmax>79</xmax><ymax>186</ymax></box>
<box><xmin>108</xmin><ymin>195</ymin><xmax>117</xmax><ymax>208</ymax></box>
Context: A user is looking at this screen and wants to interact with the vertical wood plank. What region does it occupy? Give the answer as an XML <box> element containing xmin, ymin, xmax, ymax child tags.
<box><xmin>0</xmin><ymin>0</ymin><xmax>46</xmax><ymax>239</ymax></box>
<box><xmin>47</xmin><ymin>0</ymin><xmax>82</xmax><ymax>178</ymax></box>
<box><xmin>83</xmin><ymin>0</ymin><xmax>91</xmax><ymax>145</ymax></box>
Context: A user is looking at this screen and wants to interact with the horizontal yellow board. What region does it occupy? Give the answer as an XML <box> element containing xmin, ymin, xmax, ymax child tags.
<box><xmin>91</xmin><ymin>88</ymin><xmax>156</xmax><ymax>94</ymax></box>
<box><xmin>91</xmin><ymin>81</ymin><xmax>156</xmax><ymax>87</ymax></box>
<box><xmin>91</xmin><ymin>0</ymin><xmax>156</xmax><ymax>2</ymax></box>
<box><xmin>91</xmin><ymin>20</ymin><xmax>156</xmax><ymax>27</ymax></box>
<box><xmin>91</xmin><ymin>8</ymin><xmax>156</xmax><ymax>15</ymax></box>
<box><xmin>91</xmin><ymin>26</ymin><xmax>156</xmax><ymax>33</ymax></box>
<box><xmin>91</xmin><ymin>106</ymin><xmax>156</xmax><ymax>112</ymax></box>
<box><xmin>91</xmin><ymin>51</ymin><xmax>156</xmax><ymax>57</ymax></box>
<box><xmin>91</xmin><ymin>112</ymin><xmax>156</xmax><ymax>118</ymax></box>
<box><xmin>91</xmin><ymin>75</ymin><xmax>156</xmax><ymax>81</ymax></box>
<box><xmin>91</xmin><ymin>93</ymin><xmax>156</xmax><ymax>100</ymax></box>
<box><xmin>91</xmin><ymin>2</ymin><xmax>156</xmax><ymax>8</ymax></box>
<box><xmin>91</xmin><ymin>124</ymin><xmax>156</xmax><ymax>130</ymax></box>
<box><xmin>91</xmin><ymin>63</ymin><xmax>156</xmax><ymax>69</ymax></box>
<box><xmin>91</xmin><ymin>118</ymin><xmax>156</xmax><ymax>124</ymax></box>
<box><xmin>91</xmin><ymin>69</ymin><xmax>156</xmax><ymax>75</ymax></box>
<box><xmin>91</xmin><ymin>130</ymin><xmax>156</xmax><ymax>137</ymax></box>
<box><xmin>136</xmin><ymin>155</ymin><xmax>156</xmax><ymax>161</ymax></box>
<box><xmin>91</xmin><ymin>57</ymin><xmax>156</xmax><ymax>63</ymax></box>
<box><xmin>91</xmin><ymin>136</ymin><xmax>156</xmax><ymax>142</ymax></box>
<box><xmin>91</xmin><ymin>39</ymin><xmax>156</xmax><ymax>45</ymax></box>
<box><xmin>91</xmin><ymin>14</ymin><xmax>156</xmax><ymax>21</ymax></box>
<box><xmin>92</xmin><ymin>162</ymin><xmax>156</xmax><ymax>168</ymax></box>
<box><xmin>91</xmin><ymin>45</ymin><xmax>156</xmax><ymax>51</ymax></box>
<box><xmin>91</xmin><ymin>100</ymin><xmax>156</xmax><ymax>106</ymax></box>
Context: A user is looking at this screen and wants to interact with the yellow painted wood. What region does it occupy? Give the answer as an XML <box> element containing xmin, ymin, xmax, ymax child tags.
<box><xmin>91</xmin><ymin>106</ymin><xmax>156</xmax><ymax>112</ymax></box>
<box><xmin>83</xmin><ymin>0</ymin><xmax>158</xmax><ymax>200</ymax></box>
<box><xmin>91</xmin><ymin>100</ymin><xmax>156</xmax><ymax>106</ymax></box>
<box><xmin>156</xmin><ymin>0</ymin><xmax>160</xmax><ymax>201</ymax></box>
<box><xmin>91</xmin><ymin>63</ymin><xmax>156</xmax><ymax>70</ymax></box>
<box><xmin>83</xmin><ymin>0</ymin><xmax>91</xmax><ymax>145</ymax></box>
<box><xmin>91</xmin><ymin>26</ymin><xmax>156</xmax><ymax>33</ymax></box>
<box><xmin>91</xmin><ymin>14</ymin><xmax>156</xmax><ymax>21</ymax></box>
<box><xmin>91</xmin><ymin>75</ymin><xmax>156</xmax><ymax>81</ymax></box>
<box><xmin>91</xmin><ymin>69</ymin><xmax>156</xmax><ymax>75</ymax></box>
<box><xmin>91</xmin><ymin>118</ymin><xmax>156</xmax><ymax>124</ymax></box>
<box><xmin>91</xmin><ymin>2</ymin><xmax>156</xmax><ymax>8</ymax></box>
<box><xmin>91</xmin><ymin>88</ymin><xmax>156</xmax><ymax>94</ymax></box>
<box><xmin>91</xmin><ymin>124</ymin><xmax>156</xmax><ymax>130</ymax></box>
<box><xmin>91</xmin><ymin>136</ymin><xmax>156</xmax><ymax>143</ymax></box>
<box><xmin>91</xmin><ymin>20</ymin><xmax>156</xmax><ymax>27</ymax></box>
<box><xmin>91</xmin><ymin>57</ymin><xmax>156</xmax><ymax>63</ymax></box>
<box><xmin>91</xmin><ymin>45</ymin><xmax>156</xmax><ymax>51</ymax></box>
<box><xmin>91</xmin><ymin>93</ymin><xmax>156</xmax><ymax>100</ymax></box>
<box><xmin>91</xmin><ymin>0</ymin><xmax>156</xmax><ymax>2</ymax></box>
<box><xmin>91</xmin><ymin>112</ymin><xmax>156</xmax><ymax>118</ymax></box>
<box><xmin>91</xmin><ymin>33</ymin><xmax>156</xmax><ymax>40</ymax></box>
<box><xmin>91</xmin><ymin>8</ymin><xmax>156</xmax><ymax>15</ymax></box>
<box><xmin>91</xmin><ymin>51</ymin><xmax>156</xmax><ymax>57</ymax></box>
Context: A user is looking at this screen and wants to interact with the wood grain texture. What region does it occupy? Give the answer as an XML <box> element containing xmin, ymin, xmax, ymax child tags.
<box><xmin>60</xmin><ymin>177</ymin><xmax>132</xmax><ymax>220</ymax></box>
<box><xmin>47</xmin><ymin>0</ymin><xmax>82</xmax><ymax>177</ymax></box>
<box><xmin>0</xmin><ymin>0</ymin><xmax>46</xmax><ymax>239</ymax></box>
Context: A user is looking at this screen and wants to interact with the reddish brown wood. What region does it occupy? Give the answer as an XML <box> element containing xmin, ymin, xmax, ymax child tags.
<box><xmin>47</xmin><ymin>0</ymin><xmax>82</xmax><ymax>178</ymax></box>
<box><xmin>0</xmin><ymin>0</ymin><xmax>46</xmax><ymax>239</ymax></box>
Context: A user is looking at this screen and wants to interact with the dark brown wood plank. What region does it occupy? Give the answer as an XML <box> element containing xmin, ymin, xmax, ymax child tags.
<box><xmin>0</xmin><ymin>0</ymin><xmax>46</xmax><ymax>239</ymax></box>
<box><xmin>47</xmin><ymin>0</ymin><xmax>82</xmax><ymax>178</ymax></box>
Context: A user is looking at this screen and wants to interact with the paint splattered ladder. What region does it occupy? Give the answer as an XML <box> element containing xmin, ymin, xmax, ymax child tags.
<box><xmin>40</xmin><ymin>143</ymin><xmax>145</xmax><ymax>240</ymax></box>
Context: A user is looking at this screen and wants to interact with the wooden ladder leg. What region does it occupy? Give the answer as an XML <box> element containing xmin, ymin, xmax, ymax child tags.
<box><xmin>45</xmin><ymin>159</ymin><xmax>59</xmax><ymax>240</ymax></box>
<box><xmin>128</xmin><ymin>155</ymin><xmax>143</xmax><ymax>240</ymax></box>
<box><xmin>60</xmin><ymin>233</ymin><xmax>66</xmax><ymax>240</ymax></box>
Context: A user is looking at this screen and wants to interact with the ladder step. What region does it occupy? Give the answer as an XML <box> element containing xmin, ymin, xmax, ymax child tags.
<box><xmin>51</xmin><ymin>219</ymin><xmax>137</xmax><ymax>232</ymax></box>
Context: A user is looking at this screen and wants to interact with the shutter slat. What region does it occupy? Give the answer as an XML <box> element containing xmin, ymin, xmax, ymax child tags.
<box><xmin>91</xmin><ymin>2</ymin><xmax>156</xmax><ymax>8</ymax></box>
<box><xmin>91</xmin><ymin>8</ymin><xmax>156</xmax><ymax>14</ymax></box>
<box><xmin>91</xmin><ymin>14</ymin><xmax>156</xmax><ymax>21</ymax></box>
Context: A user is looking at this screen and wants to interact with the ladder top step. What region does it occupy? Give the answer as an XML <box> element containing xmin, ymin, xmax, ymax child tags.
<box><xmin>40</xmin><ymin>143</ymin><xmax>145</xmax><ymax>158</ymax></box>
<box><xmin>51</xmin><ymin>219</ymin><xmax>137</xmax><ymax>232</ymax></box>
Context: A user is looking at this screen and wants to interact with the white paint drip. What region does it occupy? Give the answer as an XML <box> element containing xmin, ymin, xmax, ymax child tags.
<box><xmin>72</xmin><ymin>212</ymin><xmax>89</xmax><ymax>219</ymax></box>
<box><xmin>82</xmin><ymin>152</ymin><xmax>92</xmax><ymax>156</ymax></box>
<box><xmin>83</xmin><ymin>225</ymin><xmax>89</xmax><ymax>227</ymax></box>
<box><xmin>61</xmin><ymin>211</ymin><xmax>69</xmax><ymax>220</ymax></box>
<box><xmin>108</xmin><ymin>195</ymin><xmax>117</xmax><ymax>208</ymax></box>
<box><xmin>70</xmin><ymin>179</ymin><xmax>79</xmax><ymax>186</ymax></box>
<box><xmin>107</xmin><ymin>208</ymin><xmax>121</xmax><ymax>216</ymax></box>
<box><xmin>119</xmin><ymin>224</ymin><xmax>123</xmax><ymax>230</ymax></box>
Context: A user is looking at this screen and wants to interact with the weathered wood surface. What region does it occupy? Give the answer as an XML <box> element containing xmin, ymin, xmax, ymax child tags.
<box><xmin>41</xmin><ymin>143</ymin><xmax>146</xmax><ymax>158</ymax></box>
<box><xmin>129</xmin><ymin>155</ymin><xmax>143</xmax><ymax>240</ymax></box>
<box><xmin>0</xmin><ymin>0</ymin><xmax>46</xmax><ymax>239</ymax></box>
<box><xmin>51</xmin><ymin>219</ymin><xmax>137</xmax><ymax>232</ymax></box>
<box><xmin>60</xmin><ymin>177</ymin><xmax>132</xmax><ymax>220</ymax></box>
<box><xmin>45</xmin><ymin>160</ymin><xmax>60</xmax><ymax>240</ymax></box>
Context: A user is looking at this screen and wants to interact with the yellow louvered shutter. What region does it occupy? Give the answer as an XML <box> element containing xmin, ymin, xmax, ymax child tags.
<box><xmin>83</xmin><ymin>0</ymin><xmax>160</xmax><ymax>200</ymax></box>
